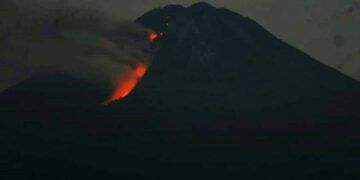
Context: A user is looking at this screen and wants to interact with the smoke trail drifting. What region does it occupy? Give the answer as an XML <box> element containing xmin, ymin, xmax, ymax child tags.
<box><xmin>0</xmin><ymin>0</ymin><xmax>157</xmax><ymax>103</ymax></box>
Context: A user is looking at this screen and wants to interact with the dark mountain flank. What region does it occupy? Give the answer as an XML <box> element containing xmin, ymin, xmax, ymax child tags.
<box><xmin>1</xmin><ymin>2</ymin><xmax>359</xmax><ymax>180</ymax></box>
<box><xmin>130</xmin><ymin>2</ymin><xmax>358</xmax><ymax>113</ymax></box>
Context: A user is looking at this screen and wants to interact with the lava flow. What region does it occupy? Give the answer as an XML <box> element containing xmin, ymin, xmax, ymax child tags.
<box><xmin>149</xmin><ymin>33</ymin><xmax>158</xmax><ymax>41</ymax></box>
<box><xmin>103</xmin><ymin>64</ymin><xmax>148</xmax><ymax>105</ymax></box>
<box><xmin>102</xmin><ymin>33</ymin><xmax>158</xmax><ymax>105</ymax></box>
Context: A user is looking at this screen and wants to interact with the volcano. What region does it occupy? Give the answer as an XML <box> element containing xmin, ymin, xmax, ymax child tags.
<box><xmin>124</xmin><ymin>2</ymin><xmax>359</xmax><ymax>113</ymax></box>
<box><xmin>1</xmin><ymin>2</ymin><xmax>360</xmax><ymax>180</ymax></box>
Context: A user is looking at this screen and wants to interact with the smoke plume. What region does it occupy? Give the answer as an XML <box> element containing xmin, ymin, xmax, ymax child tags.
<box><xmin>0</xmin><ymin>0</ymin><xmax>156</xmax><ymax>103</ymax></box>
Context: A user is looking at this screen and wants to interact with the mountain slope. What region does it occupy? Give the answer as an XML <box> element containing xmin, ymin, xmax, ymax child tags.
<box><xmin>114</xmin><ymin>2</ymin><xmax>359</xmax><ymax>114</ymax></box>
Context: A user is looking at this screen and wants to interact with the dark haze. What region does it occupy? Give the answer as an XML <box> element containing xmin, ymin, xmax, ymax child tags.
<box><xmin>0</xmin><ymin>0</ymin><xmax>155</xmax><ymax>95</ymax></box>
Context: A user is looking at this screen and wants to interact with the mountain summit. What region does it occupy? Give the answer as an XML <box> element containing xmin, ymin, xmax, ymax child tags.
<box><xmin>114</xmin><ymin>2</ymin><xmax>359</xmax><ymax>113</ymax></box>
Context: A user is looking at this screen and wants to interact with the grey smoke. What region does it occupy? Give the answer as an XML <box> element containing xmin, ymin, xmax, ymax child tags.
<box><xmin>0</xmin><ymin>0</ymin><xmax>155</xmax><ymax>95</ymax></box>
<box><xmin>333</xmin><ymin>34</ymin><xmax>345</xmax><ymax>47</ymax></box>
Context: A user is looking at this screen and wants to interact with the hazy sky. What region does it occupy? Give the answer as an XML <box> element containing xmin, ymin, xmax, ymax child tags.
<box><xmin>68</xmin><ymin>0</ymin><xmax>359</xmax><ymax>80</ymax></box>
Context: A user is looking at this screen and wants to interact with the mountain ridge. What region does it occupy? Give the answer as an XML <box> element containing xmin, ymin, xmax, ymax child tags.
<box><xmin>116</xmin><ymin>2</ymin><xmax>359</xmax><ymax>113</ymax></box>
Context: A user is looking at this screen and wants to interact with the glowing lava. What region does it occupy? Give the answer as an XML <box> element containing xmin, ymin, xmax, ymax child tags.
<box><xmin>149</xmin><ymin>33</ymin><xmax>158</xmax><ymax>41</ymax></box>
<box><xmin>108</xmin><ymin>74</ymin><xmax>137</xmax><ymax>102</ymax></box>
<box><xmin>102</xmin><ymin>33</ymin><xmax>159</xmax><ymax>105</ymax></box>
<box><xmin>135</xmin><ymin>64</ymin><xmax>147</xmax><ymax>77</ymax></box>
<box><xmin>103</xmin><ymin>64</ymin><xmax>148</xmax><ymax>105</ymax></box>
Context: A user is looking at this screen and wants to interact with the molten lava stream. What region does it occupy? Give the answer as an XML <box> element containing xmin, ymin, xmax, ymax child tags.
<box><xmin>103</xmin><ymin>32</ymin><xmax>157</xmax><ymax>105</ymax></box>
<box><xmin>135</xmin><ymin>64</ymin><xmax>147</xmax><ymax>77</ymax></box>
<box><xmin>149</xmin><ymin>33</ymin><xmax>158</xmax><ymax>42</ymax></box>
<box><xmin>103</xmin><ymin>64</ymin><xmax>147</xmax><ymax>105</ymax></box>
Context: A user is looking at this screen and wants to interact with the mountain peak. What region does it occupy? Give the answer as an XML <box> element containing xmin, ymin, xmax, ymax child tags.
<box><xmin>189</xmin><ymin>2</ymin><xmax>214</xmax><ymax>10</ymax></box>
<box><xmin>131</xmin><ymin>3</ymin><xmax>359</xmax><ymax>112</ymax></box>
<box><xmin>136</xmin><ymin>2</ymin><xmax>274</xmax><ymax>48</ymax></box>
<box><xmin>162</xmin><ymin>4</ymin><xmax>185</xmax><ymax>11</ymax></box>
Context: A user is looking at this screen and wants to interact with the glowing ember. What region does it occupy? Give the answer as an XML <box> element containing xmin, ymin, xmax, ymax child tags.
<box><xmin>135</xmin><ymin>64</ymin><xmax>147</xmax><ymax>77</ymax></box>
<box><xmin>103</xmin><ymin>64</ymin><xmax>148</xmax><ymax>105</ymax></box>
<box><xmin>149</xmin><ymin>33</ymin><xmax>158</xmax><ymax>41</ymax></box>
<box><xmin>104</xmin><ymin>75</ymin><xmax>138</xmax><ymax>104</ymax></box>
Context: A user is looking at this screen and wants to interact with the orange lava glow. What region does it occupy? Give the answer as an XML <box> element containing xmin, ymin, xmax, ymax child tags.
<box><xmin>103</xmin><ymin>64</ymin><xmax>148</xmax><ymax>105</ymax></box>
<box><xmin>106</xmin><ymin>75</ymin><xmax>138</xmax><ymax>104</ymax></box>
<box><xmin>149</xmin><ymin>33</ymin><xmax>158</xmax><ymax>41</ymax></box>
<box><xmin>135</xmin><ymin>64</ymin><xmax>147</xmax><ymax>77</ymax></box>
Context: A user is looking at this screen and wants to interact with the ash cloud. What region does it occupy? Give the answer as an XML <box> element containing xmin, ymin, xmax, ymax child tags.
<box><xmin>0</xmin><ymin>0</ymin><xmax>155</xmax><ymax>96</ymax></box>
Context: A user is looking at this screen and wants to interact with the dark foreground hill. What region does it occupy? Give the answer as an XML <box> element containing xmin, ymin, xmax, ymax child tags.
<box><xmin>1</xmin><ymin>2</ymin><xmax>360</xmax><ymax>179</ymax></box>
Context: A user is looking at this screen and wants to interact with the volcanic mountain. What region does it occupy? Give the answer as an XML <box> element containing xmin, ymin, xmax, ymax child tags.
<box><xmin>112</xmin><ymin>2</ymin><xmax>359</xmax><ymax>117</ymax></box>
<box><xmin>1</xmin><ymin>2</ymin><xmax>360</xmax><ymax>179</ymax></box>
